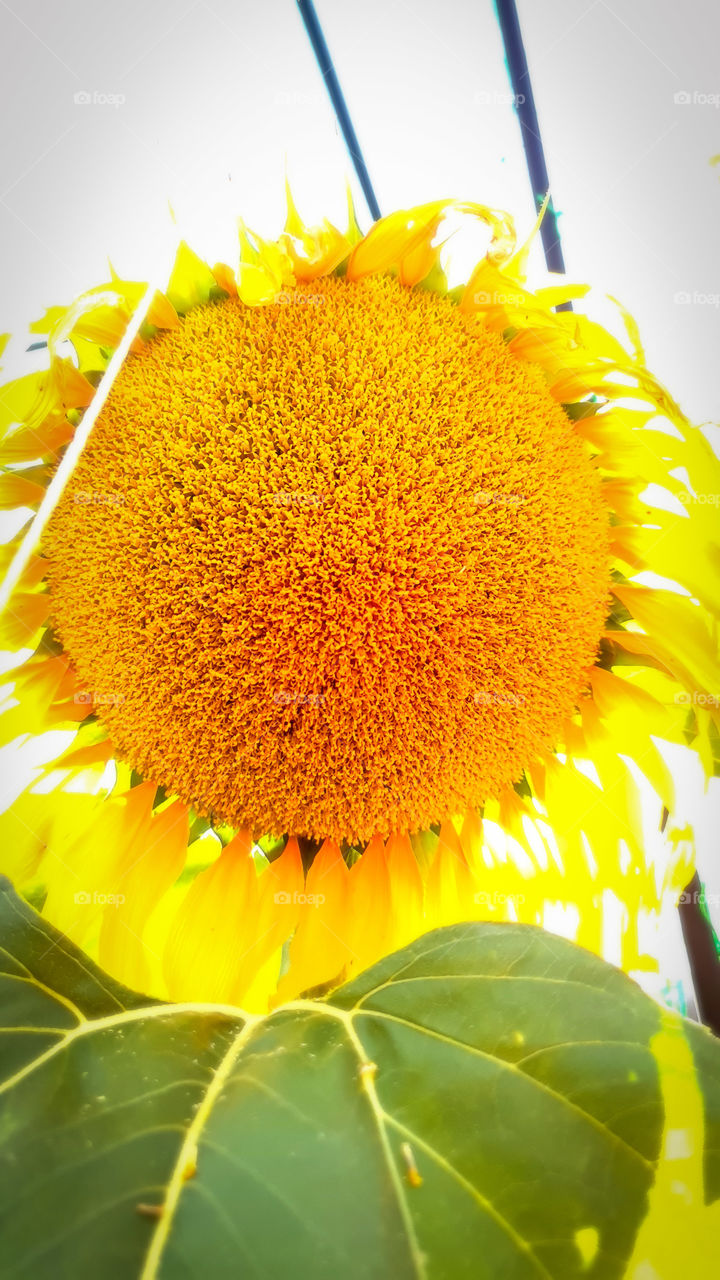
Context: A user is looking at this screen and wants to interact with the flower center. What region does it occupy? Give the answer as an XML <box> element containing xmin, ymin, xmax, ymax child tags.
<box><xmin>46</xmin><ymin>275</ymin><xmax>610</xmax><ymax>842</ymax></box>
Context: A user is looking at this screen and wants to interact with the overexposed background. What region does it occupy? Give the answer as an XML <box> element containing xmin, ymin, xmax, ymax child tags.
<box><xmin>0</xmin><ymin>0</ymin><xmax>718</xmax><ymax>419</ymax></box>
<box><xmin>1</xmin><ymin>0</ymin><xmax>718</xmax><ymax>1002</ymax></box>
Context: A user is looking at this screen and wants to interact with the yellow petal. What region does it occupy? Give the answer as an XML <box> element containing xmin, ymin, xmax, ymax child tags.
<box><xmin>237</xmin><ymin>222</ymin><xmax>294</xmax><ymax>304</ymax></box>
<box><xmin>98</xmin><ymin>797</ymin><xmax>189</xmax><ymax>993</ymax></box>
<box><xmin>460</xmin><ymin>259</ymin><xmax>536</xmax><ymax>317</ymax></box>
<box><xmin>0</xmin><ymin>788</ymin><xmax>71</xmax><ymax>884</ymax></box>
<box><xmin>385</xmin><ymin>830</ymin><xmax>424</xmax><ymax>947</ymax></box>
<box><xmin>346</xmin><ymin>201</ymin><xmax>448</xmax><ymax>282</ymax></box>
<box><xmin>212</xmin><ymin>262</ymin><xmax>238</xmax><ymax>298</ymax></box>
<box><xmin>281</xmin><ymin>180</ymin><xmax>351</xmax><ymax>280</ymax></box>
<box><xmin>534</xmin><ymin>282</ymin><xmax>591</xmax><ymax>309</ymax></box>
<box><xmin>0</xmin><ymin>415</ymin><xmax>74</xmax><ymax>465</ymax></box>
<box><xmin>613</xmin><ymin>587</ymin><xmax>720</xmax><ymax>729</ymax></box>
<box><xmin>0</xmin><ymin>592</ymin><xmax>50</xmax><ymax>649</ymax></box>
<box><xmin>276</xmin><ymin>839</ymin><xmax>351</xmax><ymax>1001</ymax></box>
<box><xmin>346</xmin><ymin>834</ymin><xmax>393</xmax><ymax>972</ymax></box>
<box><xmin>229</xmin><ymin>835</ymin><xmax>304</xmax><ymax>1006</ymax></box>
<box><xmin>163</xmin><ymin>828</ymin><xmax>257</xmax><ymax>1003</ymax></box>
<box><xmin>0</xmin><ymin>655</ymin><xmax>70</xmax><ymax>747</ymax></box>
<box><xmin>42</xmin><ymin>783</ymin><xmax>155</xmax><ymax>944</ymax></box>
<box><xmin>0</xmin><ymin>474</ymin><xmax>47</xmax><ymax>510</ymax></box>
<box><xmin>165</xmin><ymin>241</ymin><xmax>218</xmax><ymax>316</ymax></box>
<box><xmin>424</xmin><ymin>821</ymin><xmax>476</xmax><ymax>930</ymax></box>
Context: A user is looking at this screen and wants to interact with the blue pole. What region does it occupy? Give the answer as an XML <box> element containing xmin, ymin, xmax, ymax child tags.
<box><xmin>494</xmin><ymin>0</ymin><xmax>571</xmax><ymax>305</ymax></box>
<box><xmin>296</xmin><ymin>0</ymin><xmax>382</xmax><ymax>224</ymax></box>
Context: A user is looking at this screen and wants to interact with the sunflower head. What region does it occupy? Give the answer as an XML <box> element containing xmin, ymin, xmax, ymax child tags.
<box><xmin>1</xmin><ymin>192</ymin><xmax>718</xmax><ymax>1009</ymax></box>
<box><xmin>44</xmin><ymin>267</ymin><xmax>610</xmax><ymax>844</ymax></box>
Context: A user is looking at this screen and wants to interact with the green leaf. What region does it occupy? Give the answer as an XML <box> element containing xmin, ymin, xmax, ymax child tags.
<box><xmin>1</xmin><ymin>879</ymin><xmax>719</xmax><ymax>1278</ymax></box>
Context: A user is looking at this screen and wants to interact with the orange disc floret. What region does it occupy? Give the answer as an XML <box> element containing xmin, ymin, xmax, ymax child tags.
<box><xmin>45</xmin><ymin>274</ymin><xmax>611</xmax><ymax>843</ymax></box>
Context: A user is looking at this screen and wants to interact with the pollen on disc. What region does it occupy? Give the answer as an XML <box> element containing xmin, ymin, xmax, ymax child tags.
<box><xmin>45</xmin><ymin>274</ymin><xmax>611</xmax><ymax>843</ymax></box>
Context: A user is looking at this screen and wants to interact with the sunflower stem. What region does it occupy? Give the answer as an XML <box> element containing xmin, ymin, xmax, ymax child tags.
<box><xmin>678</xmin><ymin>872</ymin><xmax>720</xmax><ymax>1037</ymax></box>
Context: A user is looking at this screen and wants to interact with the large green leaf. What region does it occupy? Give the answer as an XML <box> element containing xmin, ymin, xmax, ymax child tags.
<box><xmin>1</xmin><ymin>877</ymin><xmax>719</xmax><ymax>1278</ymax></box>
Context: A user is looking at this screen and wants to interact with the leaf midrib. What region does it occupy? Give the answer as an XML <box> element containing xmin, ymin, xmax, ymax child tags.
<box><xmin>139</xmin><ymin>1012</ymin><xmax>262</xmax><ymax>1280</ymax></box>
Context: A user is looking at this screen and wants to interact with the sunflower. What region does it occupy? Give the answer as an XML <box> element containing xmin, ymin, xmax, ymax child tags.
<box><xmin>1</xmin><ymin>190</ymin><xmax>718</xmax><ymax>1013</ymax></box>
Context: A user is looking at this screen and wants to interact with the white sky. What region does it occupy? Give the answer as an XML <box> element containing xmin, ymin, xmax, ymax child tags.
<box><xmin>0</xmin><ymin>0</ymin><xmax>718</xmax><ymax>419</ymax></box>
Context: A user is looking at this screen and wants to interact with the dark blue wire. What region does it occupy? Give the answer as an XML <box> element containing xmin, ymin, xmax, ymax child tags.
<box><xmin>494</xmin><ymin>0</ymin><xmax>571</xmax><ymax>306</ymax></box>
<box><xmin>296</xmin><ymin>0</ymin><xmax>382</xmax><ymax>224</ymax></box>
